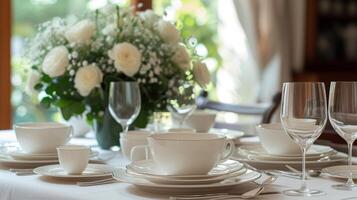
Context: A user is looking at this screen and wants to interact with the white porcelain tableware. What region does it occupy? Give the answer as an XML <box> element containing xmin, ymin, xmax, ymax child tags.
<box><xmin>119</xmin><ymin>130</ymin><xmax>151</xmax><ymax>161</ymax></box>
<box><xmin>256</xmin><ymin>123</ymin><xmax>300</xmax><ymax>155</ymax></box>
<box><xmin>167</xmin><ymin>128</ymin><xmax>196</xmax><ymax>133</ymax></box>
<box><xmin>57</xmin><ymin>145</ymin><xmax>90</xmax><ymax>174</ymax></box>
<box><xmin>184</xmin><ymin>110</ymin><xmax>216</xmax><ymax>132</ymax></box>
<box><xmin>14</xmin><ymin>122</ymin><xmax>72</xmax><ymax>154</ymax></box>
<box><xmin>238</xmin><ymin>144</ymin><xmax>336</xmax><ymax>158</ymax></box>
<box><xmin>112</xmin><ymin>168</ymin><xmax>261</xmax><ymax>194</ymax></box>
<box><xmin>127</xmin><ymin>159</ymin><xmax>244</xmax><ymax>179</ymax></box>
<box><xmin>33</xmin><ymin>164</ymin><xmax>114</xmax><ymax>179</ymax></box>
<box><xmin>127</xmin><ymin>167</ymin><xmax>247</xmax><ymax>185</ymax></box>
<box><xmin>6</xmin><ymin>148</ymin><xmax>99</xmax><ymax>161</ymax></box>
<box><xmin>132</xmin><ymin>133</ymin><xmax>235</xmax><ymax>175</ymax></box>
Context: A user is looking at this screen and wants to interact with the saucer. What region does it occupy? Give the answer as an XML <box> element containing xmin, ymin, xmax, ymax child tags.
<box><xmin>239</xmin><ymin>144</ymin><xmax>336</xmax><ymax>158</ymax></box>
<box><xmin>113</xmin><ymin>168</ymin><xmax>261</xmax><ymax>194</ymax></box>
<box><xmin>33</xmin><ymin>164</ymin><xmax>115</xmax><ymax>179</ymax></box>
<box><xmin>7</xmin><ymin>149</ymin><xmax>99</xmax><ymax>160</ymax></box>
<box><xmin>127</xmin><ymin>167</ymin><xmax>247</xmax><ymax>185</ymax></box>
<box><xmin>322</xmin><ymin>165</ymin><xmax>357</xmax><ymax>179</ymax></box>
<box><xmin>127</xmin><ymin>159</ymin><xmax>244</xmax><ymax>179</ymax></box>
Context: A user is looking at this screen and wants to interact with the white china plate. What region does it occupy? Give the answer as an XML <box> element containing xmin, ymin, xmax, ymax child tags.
<box><xmin>127</xmin><ymin>167</ymin><xmax>247</xmax><ymax>185</ymax></box>
<box><xmin>34</xmin><ymin>164</ymin><xmax>115</xmax><ymax>179</ymax></box>
<box><xmin>0</xmin><ymin>154</ymin><xmax>58</xmax><ymax>164</ymax></box>
<box><xmin>113</xmin><ymin>168</ymin><xmax>261</xmax><ymax>194</ymax></box>
<box><xmin>127</xmin><ymin>159</ymin><xmax>244</xmax><ymax>179</ymax></box>
<box><xmin>322</xmin><ymin>165</ymin><xmax>357</xmax><ymax>179</ymax></box>
<box><xmin>6</xmin><ymin>149</ymin><xmax>99</xmax><ymax>160</ymax></box>
<box><xmin>239</xmin><ymin>144</ymin><xmax>336</xmax><ymax>158</ymax></box>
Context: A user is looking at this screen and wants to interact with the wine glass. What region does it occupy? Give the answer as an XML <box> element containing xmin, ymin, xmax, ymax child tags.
<box><xmin>109</xmin><ymin>81</ymin><xmax>141</xmax><ymax>133</ymax></box>
<box><xmin>280</xmin><ymin>82</ymin><xmax>327</xmax><ymax>196</ymax></box>
<box><xmin>167</xmin><ymin>82</ymin><xmax>196</xmax><ymax>128</ymax></box>
<box><xmin>329</xmin><ymin>81</ymin><xmax>357</xmax><ymax>190</ymax></box>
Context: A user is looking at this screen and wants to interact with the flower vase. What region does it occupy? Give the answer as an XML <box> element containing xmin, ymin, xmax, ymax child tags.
<box><xmin>93</xmin><ymin>108</ymin><xmax>121</xmax><ymax>149</ymax></box>
<box><xmin>94</xmin><ymin>107</ymin><xmax>151</xmax><ymax>149</ymax></box>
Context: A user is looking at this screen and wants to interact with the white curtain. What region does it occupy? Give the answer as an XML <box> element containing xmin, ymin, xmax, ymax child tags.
<box><xmin>217</xmin><ymin>0</ymin><xmax>306</xmax><ymax>103</ymax></box>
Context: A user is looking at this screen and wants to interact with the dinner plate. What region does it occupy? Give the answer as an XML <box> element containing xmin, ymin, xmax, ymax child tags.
<box><xmin>6</xmin><ymin>149</ymin><xmax>99</xmax><ymax>160</ymax></box>
<box><xmin>34</xmin><ymin>164</ymin><xmax>114</xmax><ymax>179</ymax></box>
<box><xmin>113</xmin><ymin>168</ymin><xmax>261</xmax><ymax>194</ymax></box>
<box><xmin>0</xmin><ymin>154</ymin><xmax>58</xmax><ymax>164</ymax></box>
<box><xmin>322</xmin><ymin>165</ymin><xmax>357</xmax><ymax>179</ymax></box>
<box><xmin>239</xmin><ymin>144</ymin><xmax>336</xmax><ymax>158</ymax></box>
<box><xmin>127</xmin><ymin>167</ymin><xmax>247</xmax><ymax>185</ymax></box>
<box><xmin>127</xmin><ymin>159</ymin><xmax>244</xmax><ymax>179</ymax></box>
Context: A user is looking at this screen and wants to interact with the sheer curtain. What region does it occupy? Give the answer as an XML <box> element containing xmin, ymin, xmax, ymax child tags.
<box><xmin>217</xmin><ymin>0</ymin><xmax>306</xmax><ymax>104</ymax></box>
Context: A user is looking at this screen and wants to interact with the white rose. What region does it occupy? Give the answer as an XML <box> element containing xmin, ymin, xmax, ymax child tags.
<box><xmin>108</xmin><ymin>42</ymin><xmax>141</xmax><ymax>77</ymax></box>
<box><xmin>172</xmin><ymin>44</ymin><xmax>191</xmax><ymax>71</ymax></box>
<box><xmin>26</xmin><ymin>70</ymin><xmax>40</xmax><ymax>95</ymax></box>
<box><xmin>139</xmin><ymin>10</ymin><xmax>157</xmax><ymax>25</ymax></box>
<box><xmin>101</xmin><ymin>4</ymin><xmax>116</xmax><ymax>14</ymax></box>
<box><xmin>42</xmin><ymin>46</ymin><xmax>69</xmax><ymax>77</ymax></box>
<box><xmin>193</xmin><ymin>61</ymin><xmax>210</xmax><ymax>88</ymax></box>
<box><xmin>102</xmin><ymin>24</ymin><xmax>117</xmax><ymax>37</ymax></box>
<box><xmin>74</xmin><ymin>64</ymin><xmax>103</xmax><ymax>97</ymax></box>
<box><xmin>65</xmin><ymin>20</ymin><xmax>96</xmax><ymax>44</ymax></box>
<box><xmin>157</xmin><ymin>20</ymin><xmax>180</xmax><ymax>45</ymax></box>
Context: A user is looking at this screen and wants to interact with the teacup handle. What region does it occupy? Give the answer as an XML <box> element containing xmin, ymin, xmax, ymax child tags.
<box><xmin>130</xmin><ymin>145</ymin><xmax>150</xmax><ymax>161</ymax></box>
<box><xmin>220</xmin><ymin>139</ymin><xmax>235</xmax><ymax>161</ymax></box>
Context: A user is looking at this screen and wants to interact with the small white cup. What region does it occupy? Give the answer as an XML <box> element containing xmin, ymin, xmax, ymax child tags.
<box><xmin>131</xmin><ymin>133</ymin><xmax>235</xmax><ymax>175</ymax></box>
<box><xmin>184</xmin><ymin>111</ymin><xmax>216</xmax><ymax>132</ymax></box>
<box><xmin>256</xmin><ymin>123</ymin><xmax>300</xmax><ymax>155</ymax></box>
<box><xmin>120</xmin><ymin>130</ymin><xmax>151</xmax><ymax>161</ymax></box>
<box><xmin>57</xmin><ymin>145</ymin><xmax>90</xmax><ymax>175</ymax></box>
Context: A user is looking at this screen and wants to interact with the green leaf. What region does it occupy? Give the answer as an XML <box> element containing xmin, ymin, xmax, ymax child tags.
<box><xmin>40</xmin><ymin>97</ymin><xmax>52</xmax><ymax>109</ymax></box>
<box><xmin>34</xmin><ymin>83</ymin><xmax>43</xmax><ymax>91</ymax></box>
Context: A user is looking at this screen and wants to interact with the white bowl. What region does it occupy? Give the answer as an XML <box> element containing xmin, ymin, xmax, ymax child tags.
<box><xmin>14</xmin><ymin>122</ymin><xmax>72</xmax><ymax>154</ymax></box>
<box><xmin>184</xmin><ymin>111</ymin><xmax>216</xmax><ymax>132</ymax></box>
<box><xmin>256</xmin><ymin>123</ymin><xmax>300</xmax><ymax>155</ymax></box>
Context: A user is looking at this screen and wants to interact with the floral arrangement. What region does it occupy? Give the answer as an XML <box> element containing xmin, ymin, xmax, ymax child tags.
<box><xmin>26</xmin><ymin>4</ymin><xmax>210</xmax><ymax>127</ymax></box>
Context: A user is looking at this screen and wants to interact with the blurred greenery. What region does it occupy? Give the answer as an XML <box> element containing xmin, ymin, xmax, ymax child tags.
<box><xmin>12</xmin><ymin>0</ymin><xmax>220</xmax><ymax>123</ymax></box>
<box><xmin>154</xmin><ymin>0</ymin><xmax>220</xmax><ymax>100</ymax></box>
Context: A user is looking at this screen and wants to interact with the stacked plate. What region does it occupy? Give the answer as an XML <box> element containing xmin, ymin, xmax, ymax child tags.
<box><xmin>112</xmin><ymin>159</ymin><xmax>261</xmax><ymax>194</ymax></box>
<box><xmin>232</xmin><ymin>144</ymin><xmax>347</xmax><ymax>169</ymax></box>
<box><xmin>0</xmin><ymin>144</ymin><xmax>98</xmax><ymax>167</ymax></box>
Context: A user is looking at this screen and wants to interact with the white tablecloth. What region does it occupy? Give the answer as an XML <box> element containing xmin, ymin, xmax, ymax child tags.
<box><xmin>1</xmin><ymin>130</ymin><xmax>357</xmax><ymax>200</ymax></box>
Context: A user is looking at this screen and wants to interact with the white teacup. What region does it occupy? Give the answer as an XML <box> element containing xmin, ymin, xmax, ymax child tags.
<box><xmin>184</xmin><ymin>111</ymin><xmax>216</xmax><ymax>132</ymax></box>
<box><xmin>120</xmin><ymin>130</ymin><xmax>151</xmax><ymax>161</ymax></box>
<box><xmin>57</xmin><ymin>145</ymin><xmax>90</xmax><ymax>175</ymax></box>
<box><xmin>14</xmin><ymin>122</ymin><xmax>72</xmax><ymax>154</ymax></box>
<box><xmin>256</xmin><ymin>123</ymin><xmax>300</xmax><ymax>155</ymax></box>
<box><xmin>132</xmin><ymin>133</ymin><xmax>235</xmax><ymax>175</ymax></box>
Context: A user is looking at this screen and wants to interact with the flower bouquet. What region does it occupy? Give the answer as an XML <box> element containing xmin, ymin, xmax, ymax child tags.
<box><xmin>26</xmin><ymin>5</ymin><xmax>210</xmax><ymax>148</ymax></box>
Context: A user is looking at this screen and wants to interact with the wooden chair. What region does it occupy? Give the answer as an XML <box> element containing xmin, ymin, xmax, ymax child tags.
<box><xmin>196</xmin><ymin>91</ymin><xmax>282</xmax><ymax>131</ymax></box>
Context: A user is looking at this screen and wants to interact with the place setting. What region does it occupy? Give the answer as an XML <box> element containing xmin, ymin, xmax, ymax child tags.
<box><xmin>112</xmin><ymin>132</ymin><xmax>265</xmax><ymax>196</ymax></box>
<box><xmin>0</xmin><ymin>122</ymin><xmax>100</xmax><ymax>168</ymax></box>
<box><xmin>232</xmin><ymin>122</ymin><xmax>347</xmax><ymax>170</ymax></box>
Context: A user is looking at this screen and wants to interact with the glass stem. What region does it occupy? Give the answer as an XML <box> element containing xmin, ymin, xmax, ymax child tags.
<box><xmin>300</xmin><ymin>146</ymin><xmax>308</xmax><ymax>192</ymax></box>
<box><xmin>122</xmin><ymin>124</ymin><xmax>129</xmax><ymax>133</ymax></box>
<box><xmin>347</xmin><ymin>141</ymin><xmax>355</xmax><ymax>186</ymax></box>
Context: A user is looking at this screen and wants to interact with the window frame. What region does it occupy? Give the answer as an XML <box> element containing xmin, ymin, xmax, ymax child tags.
<box><xmin>0</xmin><ymin>0</ymin><xmax>11</xmax><ymax>129</ymax></box>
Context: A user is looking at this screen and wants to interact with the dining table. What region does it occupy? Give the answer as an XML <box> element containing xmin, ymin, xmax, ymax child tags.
<box><xmin>0</xmin><ymin>129</ymin><xmax>356</xmax><ymax>200</ymax></box>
